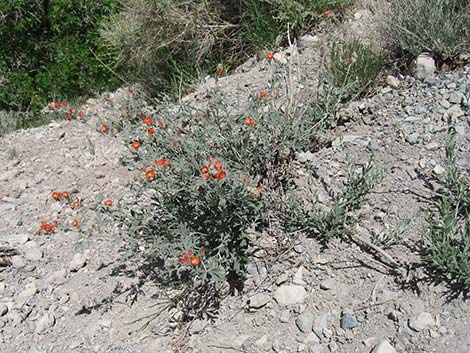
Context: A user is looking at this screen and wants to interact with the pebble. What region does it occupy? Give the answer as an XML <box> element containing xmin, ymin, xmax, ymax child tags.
<box><xmin>367</xmin><ymin>139</ymin><xmax>381</xmax><ymax>151</ymax></box>
<box><xmin>309</xmin><ymin>344</ymin><xmax>324</xmax><ymax>353</ymax></box>
<box><xmin>293</xmin><ymin>244</ymin><xmax>304</xmax><ymax>253</ymax></box>
<box><xmin>313</xmin><ymin>313</ymin><xmax>329</xmax><ymax>338</ymax></box>
<box><xmin>386</xmin><ymin>76</ymin><xmax>400</xmax><ymax>89</ymax></box>
<box><xmin>444</xmin><ymin>105</ymin><xmax>464</xmax><ymax>119</ymax></box>
<box><xmin>273</xmin><ymin>285</ymin><xmax>306</xmax><ymax>306</ymax></box>
<box><xmin>23</xmin><ymin>241</ymin><xmax>43</xmax><ymax>261</ymax></box>
<box><xmin>296</xmin><ymin>310</ymin><xmax>314</xmax><ymax>333</ymax></box>
<box><xmin>274</xmin><ymin>52</ymin><xmax>288</xmax><ymax>65</ymax></box>
<box><xmin>432</xmin><ymin>165</ymin><xmax>446</xmax><ymax>175</ymax></box>
<box><xmin>448</xmin><ymin>92</ymin><xmax>463</xmax><ymax>104</ymax></box>
<box><xmin>0</xmin><ymin>233</ymin><xmax>29</xmax><ymax>245</ymax></box>
<box><xmin>406</xmin><ymin>132</ymin><xmax>422</xmax><ymax>145</ymax></box>
<box><xmin>35</xmin><ymin>312</ymin><xmax>56</xmax><ymax>334</ymax></box>
<box><xmin>340</xmin><ymin>312</ymin><xmax>359</xmax><ymax>329</ymax></box>
<box><xmin>415</xmin><ymin>54</ymin><xmax>436</xmax><ymax>80</ymax></box>
<box><xmin>248</xmin><ymin>293</ymin><xmax>271</xmax><ymax>309</ymax></box>
<box><xmin>0</xmin><ymin>304</ymin><xmax>8</xmax><ymax>316</ymax></box>
<box><xmin>17</xmin><ymin>283</ymin><xmax>38</xmax><ymax>306</ymax></box>
<box><xmin>319</xmin><ymin>278</ymin><xmax>336</xmax><ymax>290</ymax></box>
<box><xmin>293</xmin><ymin>267</ymin><xmax>306</xmax><ymax>285</ymax></box>
<box><xmin>371</xmin><ymin>339</ymin><xmax>397</xmax><ymax>353</ymax></box>
<box><xmin>69</xmin><ymin>253</ymin><xmax>87</xmax><ymax>272</ymax></box>
<box><xmin>409</xmin><ymin>312</ymin><xmax>435</xmax><ymax>331</ymax></box>
<box><xmin>279</xmin><ymin>309</ymin><xmax>290</xmax><ymax>323</ymax></box>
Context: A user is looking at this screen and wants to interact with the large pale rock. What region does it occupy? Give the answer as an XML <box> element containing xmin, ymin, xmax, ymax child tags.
<box><xmin>415</xmin><ymin>54</ymin><xmax>435</xmax><ymax>80</ymax></box>
<box><xmin>273</xmin><ymin>285</ymin><xmax>306</xmax><ymax>306</ymax></box>
<box><xmin>409</xmin><ymin>312</ymin><xmax>435</xmax><ymax>331</ymax></box>
<box><xmin>371</xmin><ymin>339</ymin><xmax>397</xmax><ymax>353</ymax></box>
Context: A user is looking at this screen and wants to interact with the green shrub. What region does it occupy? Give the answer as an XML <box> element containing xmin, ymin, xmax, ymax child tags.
<box><xmin>425</xmin><ymin>125</ymin><xmax>470</xmax><ymax>292</ymax></box>
<box><xmin>100</xmin><ymin>0</ymin><xmax>352</xmax><ymax>96</ymax></box>
<box><xmin>327</xmin><ymin>38</ymin><xmax>384</xmax><ymax>101</ymax></box>
<box><xmin>0</xmin><ymin>0</ymin><xmax>121</xmax><ymax>122</ymax></box>
<box><xmin>372</xmin><ymin>0</ymin><xmax>469</xmax><ymax>60</ymax></box>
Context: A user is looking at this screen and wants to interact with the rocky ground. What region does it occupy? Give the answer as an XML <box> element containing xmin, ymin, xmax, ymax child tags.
<box><xmin>1</xmin><ymin>6</ymin><xmax>469</xmax><ymax>353</ymax></box>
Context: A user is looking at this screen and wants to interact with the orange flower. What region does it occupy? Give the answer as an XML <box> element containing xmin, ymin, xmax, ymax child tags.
<box><xmin>79</xmin><ymin>111</ymin><xmax>84</xmax><ymax>117</ymax></box>
<box><xmin>259</xmin><ymin>91</ymin><xmax>267</xmax><ymax>98</ymax></box>
<box><xmin>143</xmin><ymin>117</ymin><xmax>154</xmax><ymax>125</ymax></box>
<box><xmin>62</xmin><ymin>101</ymin><xmax>68</xmax><ymax>107</ymax></box>
<box><xmin>103</xmin><ymin>199</ymin><xmax>113</xmax><ymax>207</ymax></box>
<box><xmin>158</xmin><ymin>159</ymin><xmax>170</xmax><ymax>167</ymax></box>
<box><xmin>215</xmin><ymin>64</ymin><xmax>223</xmax><ymax>77</ymax></box>
<box><xmin>266</xmin><ymin>52</ymin><xmax>274</xmax><ymax>60</ymax></box>
<box><xmin>199</xmin><ymin>248</ymin><xmax>206</xmax><ymax>256</ymax></box>
<box><xmin>244</xmin><ymin>117</ymin><xmax>257</xmax><ymax>125</ymax></box>
<box><xmin>190</xmin><ymin>256</ymin><xmax>201</xmax><ymax>266</ymax></box>
<box><xmin>214</xmin><ymin>161</ymin><xmax>223</xmax><ymax>170</ymax></box>
<box><xmin>102</xmin><ymin>124</ymin><xmax>109</xmax><ymax>133</ymax></box>
<box><xmin>71</xmin><ymin>219</ymin><xmax>79</xmax><ymax>227</ymax></box>
<box><xmin>176</xmin><ymin>130</ymin><xmax>183</xmax><ymax>137</ymax></box>
<box><xmin>65</xmin><ymin>113</ymin><xmax>71</xmax><ymax>120</ymax></box>
<box><xmin>323</xmin><ymin>9</ymin><xmax>333</xmax><ymax>16</ymax></box>
<box><xmin>61</xmin><ymin>191</ymin><xmax>70</xmax><ymax>199</ymax></box>
<box><xmin>52</xmin><ymin>192</ymin><xmax>60</xmax><ymax>201</ymax></box>
<box><xmin>347</xmin><ymin>56</ymin><xmax>353</xmax><ymax>63</ymax></box>
<box><xmin>158</xmin><ymin>120</ymin><xmax>165</xmax><ymax>128</ymax></box>
<box><xmin>172</xmin><ymin>140</ymin><xmax>180</xmax><ymax>148</ymax></box>
<box><xmin>145</xmin><ymin>169</ymin><xmax>156</xmax><ymax>180</ymax></box>
<box><xmin>131</xmin><ymin>141</ymin><xmax>141</xmax><ymax>150</ymax></box>
<box><xmin>201</xmin><ymin>166</ymin><xmax>209</xmax><ymax>174</ymax></box>
<box><xmin>215</xmin><ymin>170</ymin><xmax>226</xmax><ymax>180</ymax></box>
<box><xmin>202</xmin><ymin>173</ymin><xmax>211</xmax><ymax>181</ymax></box>
<box><xmin>256</xmin><ymin>186</ymin><xmax>263</xmax><ymax>193</ymax></box>
<box><xmin>54</xmin><ymin>101</ymin><xmax>61</xmax><ymax>109</ymax></box>
<box><xmin>72</xmin><ymin>201</ymin><xmax>80</xmax><ymax>208</ymax></box>
<box><xmin>147</xmin><ymin>127</ymin><xmax>155</xmax><ymax>135</ymax></box>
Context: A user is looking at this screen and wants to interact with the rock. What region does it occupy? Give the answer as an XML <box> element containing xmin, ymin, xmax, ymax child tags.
<box><xmin>279</xmin><ymin>309</ymin><xmax>290</xmax><ymax>323</ymax></box>
<box><xmin>409</xmin><ymin>312</ymin><xmax>435</xmax><ymax>331</ymax></box>
<box><xmin>433</xmin><ymin>165</ymin><xmax>446</xmax><ymax>175</ymax></box>
<box><xmin>10</xmin><ymin>255</ymin><xmax>26</xmax><ymax>269</ymax></box>
<box><xmin>415</xmin><ymin>54</ymin><xmax>435</xmax><ymax>80</ymax></box>
<box><xmin>298</xmin><ymin>34</ymin><xmax>321</xmax><ymax>48</ymax></box>
<box><xmin>23</xmin><ymin>241</ymin><xmax>43</xmax><ymax>261</ymax></box>
<box><xmin>46</xmin><ymin>269</ymin><xmax>67</xmax><ymax>286</ymax></box>
<box><xmin>293</xmin><ymin>267</ymin><xmax>306</xmax><ymax>285</ymax></box>
<box><xmin>449</xmin><ymin>92</ymin><xmax>463</xmax><ymax>104</ymax></box>
<box><xmin>35</xmin><ymin>312</ymin><xmax>55</xmax><ymax>334</ymax></box>
<box><xmin>293</xmin><ymin>244</ymin><xmax>304</xmax><ymax>253</ymax></box>
<box><xmin>273</xmin><ymin>52</ymin><xmax>288</xmax><ymax>65</ymax></box>
<box><xmin>296</xmin><ymin>310</ymin><xmax>314</xmax><ymax>333</ymax></box>
<box><xmin>440</xmin><ymin>100</ymin><xmax>451</xmax><ymax>109</ymax></box>
<box><xmin>0</xmin><ymin>233</ymin><xmax>29</xmax><ymax>244</ymax></box>
<box><xmin>0</xmin><ymin>304</ymin><xmax>8</xmax><ymax>316</ymax></box>
<box><xmin>444</xmin><ymin>105</ymin><xmax>464</xmax><ymax>119</ymax></box>
<box><xmin>368</xmin><ymin>139</ymin><xmax>381</xmax><ymax>151</ymax></box>
<box><xmin>313</xmin><ymin>313</ymin><xmax>329</xmax><ymax>338</ymax></box>
<box><xmin>371</xmin><ymin>339</ymin><xmax>397</xmax><ymax>353</ymax></box>
<box><xmin>340</xmin><ymin>312</ymin><xmax>359</xmax><ymax>329</ymax></box>
<box><xmin>424</xmin><ymin>142</ymin><xmax>440</xmax><ymax>150</ymax></box>
<box><xmin>273</xmin><ymin>285</ymin><xmax>306</xmax><ymax>306</ymax></box>
<box><xmin>386</xmin><ymin>76</ymin><xmax>400</xmax><ymax>89</ymax></box>
<box><xmin>28</xmin><ymin>345</ymin><xmax>45</xmax><ymax>353</ymax></box>
<box><xmin>297</xmin><ymin>151</ymin><xmax>315</xmax><ymax>163</ymax></box>
<box><xmin>387</xmin><ymin>310</ymin><xmax>400</xmax><ymax>322</ymax></box>
<box><xmin>17</xmin><ymin>283</ymin><xmax>38</xmax><ymax>306</ymax></box>
<box><xmin>406</xmin><ymin>132</ymin><xmax>422</xmax><ymax>145</ymax></box>
<box><xmin>69</xmin><ymin>253</ymin><xmax>87</xmax><ymax>272</ymax></box>
<box><xmin>248</xmin><ymin>293</ymin><xmax>271</xmax><ymax>309</ymax></box>
<box><xmin>320</xmin><ymin>278</ymin><xmax>336</xmax><ymax>290</ymax></box>
<box><xmin>309</xmin><ymin>344</ymin><xmax>324</xmax><ymax>353</ymax></box>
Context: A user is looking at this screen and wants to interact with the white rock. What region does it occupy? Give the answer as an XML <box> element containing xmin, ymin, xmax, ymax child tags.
<box><xmin>17</xmin><ymin>283</ymin><xmax>38</xmax><ymax>306</ymax></box>
<box><xmin>409</xmin><ymin>312</ymin><xmax>435</xmax><ymax>331</ymax></box>
<box><xmin>248</xmin><ymin>293</ymin><xmax>271</xmax><ymax>309</ymax></box>
<box><xmin>444</xmin><ymin>105</ymin><xmax>464</xmax><ymax>119</ymax></box>
<box><xmin>371</xmin><ymin>339</ymin><xmax>397</xmax><ymax>353</ymax></box>
<box><xmin>298</xmin><ymin>34</ymin><xmax>321</xmax><ymax>48</ymax></box>
<box><xmin>0</xmin><ymin>233</ymin><xmax>29</xmax><ymax>244</ymax></box>
<box><xmin>45</xmin><ymin>269</ymin><xmax>67</xmax><ymax>286</ymax></box>
<box><xmin>273</xmin><ymin>285</ymin><xmax>306</xmax><ymax>306</ymax></box>
<box><xmin>386</xmin><ymin>76</ymin><xmax>400</xmax><ymax>89</ymax></box>
<box><xmin>320</xmin><ymin>278</ymin><xmax>336</xmax><ymax>290</ymax></box>
<box><xmin>415</xmin><ymin>54</ymin><xmax>435</xmax><ymax>80</ymax></box>
<box><xmin>274</xmin><ymin>52</ymin><xmax>288</xmax><ymax>65</ymax></box>
<box><xmin>23</xmin><ymin>241</ymin><xmax>43</xmax><ymax>261</ymax></box>
<box><xmin>296</xmin><ymin>310</ymin><xmax>314</xmax><ymax>333</ymax></box>
<box><xmin>433</xmin><ymin>165</ymin><xmax>446</xmax><ymax>175</ymax></box>
<box><xmin>69</xmin><ymin>253</ymin><xmax>87</xmax><ymax>272</ymax></box>
<box><xmin>293</xmin><ymin>267</ymin><xmax>306</xmax><ymax>285</ymax></box>
<box><xmin>35</xmin><ymin>312</ymin><xmax>56</xmax><ymax>334</ymax></box>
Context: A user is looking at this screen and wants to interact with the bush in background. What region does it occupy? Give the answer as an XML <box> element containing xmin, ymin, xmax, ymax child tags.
<box><xmin>370</xmin><ymin>0</ymin><xmax>469</xmax><ymax>61</ymax></box>
<box><xmin>0</xmin><ymin>0</ymin><xmax>121</xmax><ymax>127</ymax></box>
<box><xmin>100</xmin><ymin>0</ymin><xmax>352</xmax><ymax>96</ymax></box>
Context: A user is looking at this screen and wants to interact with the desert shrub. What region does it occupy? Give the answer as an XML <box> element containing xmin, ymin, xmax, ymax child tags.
<box><xmin>327</xmin><ymin>38</ymin><xmax>384</xmax><ymax>101</ymax></box>
<box><xmin>100</xmin><ymin>0</ymin><xmax>352</xmax><ymax>95</ymax></box>
<box><xmin>0</xmin><ymin>0</ymin><xmax>121</xmax><ymax>123</ymax></box>
<box><xmin>425</xmin><ymin>124</ymin><xmax>470</xmax><ymax>292</ymax></box>
<box><xmin>111</xmin><ymin>56</ymin><xmax>351</xmax><ymax>288</ymax></box>
<box><xmin>370</xmin><ymin>0</ymin><xmax>470</xmax><ymax>61</ymax></box>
